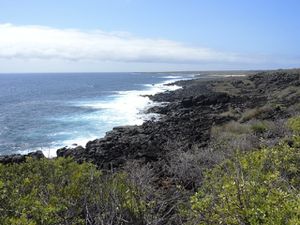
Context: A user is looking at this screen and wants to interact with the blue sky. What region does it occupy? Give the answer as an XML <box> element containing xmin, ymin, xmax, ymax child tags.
<box><xmin>0</xmin><ymin>0</ymin><xmax>299</xmax><ymax>72</ymax></box>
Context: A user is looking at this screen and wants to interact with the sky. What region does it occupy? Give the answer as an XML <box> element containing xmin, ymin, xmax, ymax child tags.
<box><xmin>0</xmin><ymin>0</ymin><xmax>299</xmax><ymax>72</ymax></box>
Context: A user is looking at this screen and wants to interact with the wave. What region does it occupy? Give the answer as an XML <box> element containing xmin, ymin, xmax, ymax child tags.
<box><xmin>25</xmin><ymin>76</ymin><xmax>189</xmax><ymax>157</ymax></box>
<box><xmin>161</xmin><ymin>75</ymin><xmax>183</xmax><ymax>79</ymax></box>
<box><xmin>72</xmin><ymin>78</ymin><xmax>182</xmax><ymax>124</ymax></box>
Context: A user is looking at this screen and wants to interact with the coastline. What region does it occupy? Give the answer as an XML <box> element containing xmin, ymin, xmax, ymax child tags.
<box><xmin>1</xmin><ymin>69</ymin><xmax>300</xmax><ymax>224</ymax></box>
<box><xmin>2</xmin><ymin>69</ymin><xmax>299</xmax><ymax>166</ymax></box>
<box><xmin>3</xmin><ymin>73</ymin><xmax>195</xmax><ymax>158</ymax></box>
<box><xmin>56</xmin><ymin>69</ymin><xmax>300</xmax><ymax>170</ymax></box>
<box><xmin>50</xmin><ymin>74</ymin><xmax>195</xmax><ymax>157</ymax></box>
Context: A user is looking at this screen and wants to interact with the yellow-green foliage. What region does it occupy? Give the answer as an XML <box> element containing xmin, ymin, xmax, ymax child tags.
<box><xmin>0</xmin><ymin>158</ymin><xmax>145</xmax><ymax>225</ymax></box>
<box><xmin>190</xmin><ymin>137</ymin><xmax>300</xmax><ymax>225</ymax></box>
<box><xmin>288</xmin><ymin>116</ymin><xmax>300</xmax><ymax>148</ymax></box>
<box><xmin>288</xmin><ymin>116</ymin><xmax>300</xmax><ymax>134</ymax></box>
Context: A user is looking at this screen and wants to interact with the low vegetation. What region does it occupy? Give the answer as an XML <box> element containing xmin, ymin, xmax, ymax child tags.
<box><xmin>0</xmin><ymin>158</ymin><xmax>146</xmax><ymax>225</ymax></box>
<box><xmin>1</xmin><ymin>116</ymin><xmax>299</xmax><ymax>224</ymax></box>
<box><xmin>188</xmin><ymin>116</ymin><xmax>300</xmax><ymax>225</ymax></box>
<box><xmin>1</xmin><ymin>71</ymin><xmax>300</xmax><ymax>224</ymax></box>
<box><xmin>240</xmin><ymin>105</ymin><xmax>275</xmax><ymax>122</ymax></box>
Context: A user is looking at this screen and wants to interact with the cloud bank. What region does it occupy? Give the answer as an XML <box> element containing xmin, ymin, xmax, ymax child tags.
<box><xmin>0</xmin><ymin>23</ymin><xmax>298</xmax><ymax>72</ymax></box>
<box><xmin>0</xmin><ymin>23</ymin><xmax>247</xmax><ymax>64</ymax></box>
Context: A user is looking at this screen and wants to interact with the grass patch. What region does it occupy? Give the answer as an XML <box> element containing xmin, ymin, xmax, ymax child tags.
<box><xmin>274</xmin><ymin>86</ymin><xmax>300</xmax><ymax>101</ymax></box>
<box><xmin>211</xmin><ymin>121</ymin><xmax>250</xmax><ymax>136</ymax></box>
<box><xmin>220</xmin><ymin>106</ymin><xmax>241</xmax><ymax>119</ymax></box>
<box><xmin>212</xmin><ymin>81</ymin><xmax>240</xmax><ymax>95</ymax></box>
<box><xmin>240</xmin><ymin>105</ymin><xmax>274</xmax><ymax>122</ymax></box>
<box><xmin>250</xmin><ymin>121</ymin><xmax>269</xmax><ymax>134</ymax></box>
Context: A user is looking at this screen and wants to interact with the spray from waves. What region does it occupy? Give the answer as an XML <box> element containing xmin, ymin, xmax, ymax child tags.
<box><xmin>160</xmin><ymin>75</ymin><xmax>184</xmax><ymax>79</ymax></box>
<box><xmin>36</xmin><ymin>76</ymin><xmax>189</xmax><ymax>157</ymax></box>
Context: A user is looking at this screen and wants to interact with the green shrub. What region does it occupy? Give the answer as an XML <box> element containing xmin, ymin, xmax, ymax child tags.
<box><xmin>288</xmin><ymin>116</ymin><xmax>300</xmax><ymax>134</ymax></box>
<box><xmin>0</xmin><ymin>158</ymin><xmax>146</xmax><ymax>225</ymax></box>
<box><xmin>189</xmin><ymin>139</ymin><xmax>300</xmax><ymax>225</ymax></box>
<box><xmin>287</xmin><ymin>116</ymin><xmax>300</xmax><ymax>148</ymax></box>
<box><xmin>251</xmin><ymin>121</ymin><xmax>268</xmax><ymax>134</ymax></box>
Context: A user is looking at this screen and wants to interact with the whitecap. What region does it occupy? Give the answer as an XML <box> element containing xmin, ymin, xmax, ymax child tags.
<box><xmin>45</xmin><ymin>76</ymin><xmax>192</xmax><ymax>157</ymax></box>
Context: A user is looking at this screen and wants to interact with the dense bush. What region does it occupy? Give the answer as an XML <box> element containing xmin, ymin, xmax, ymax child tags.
<box><xmin>0</xmin><ymin>158</ymin><xmax>146</xmax><ymax>225</ymax></box>
<box><xmin>189</xmin><ymin>118</ymin><xmax>300</xmax><ymax>225</ymax></box>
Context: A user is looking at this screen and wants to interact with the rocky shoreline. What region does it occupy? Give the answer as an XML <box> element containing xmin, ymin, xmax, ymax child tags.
<box><xmin>1</xmin><ymin>69</ymin><xmax>299</xmax><ymax>224</ymax></box>
<box><xmin>56</xmin><ymin>69</ymin><xmax>300</xmax><ymax>169</ymax></box>
<box><xmin>1</xmin><ymin>69</ymin><xmax>299</xmax><ymax>168</ymax></box>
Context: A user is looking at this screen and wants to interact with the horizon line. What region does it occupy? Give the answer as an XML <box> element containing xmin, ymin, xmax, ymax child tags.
<box><xmin>0</xmin><ymin>67</ymin><xmax>299</xmax><ymax>75</ymax></box>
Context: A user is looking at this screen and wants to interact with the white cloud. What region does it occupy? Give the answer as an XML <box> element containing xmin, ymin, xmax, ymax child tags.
<box><xmin>0</xmin><ymin>23</ymin><xmax>298</xmax><ymax>72</ymax></box>
<box><xmin>0</xmin><ymin>23</ymin><xmax>245</xmax><ymax>64</ymax></box>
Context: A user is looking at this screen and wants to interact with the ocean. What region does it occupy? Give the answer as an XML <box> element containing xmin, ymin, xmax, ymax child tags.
<box><xmin>0</xmin><ymin>72</ymin><xmax>194</xmax><ymax>157</ymax></box>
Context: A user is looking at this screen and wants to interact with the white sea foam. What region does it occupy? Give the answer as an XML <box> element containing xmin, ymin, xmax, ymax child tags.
<box><xmin>161</xmin><ymin>75</ymin><xmax>183</xmax><ymax>79</ymax></box>
<box><xmin>72</xmin><ymin>77</ymin><xmax>182</xmax><ymax>125</ymax></box>
<box><xmin>18</xmin><ymin>137</ymin><xmax>97</xmax><ymax>158</ymax></box>
<box><xmin>40</xmin><ymin>76</ymin><xmax>190</xmax><ymax>157</ymax></box>
<box><xmin>18</xmin><ymin>145</ymin><xmax>61</xmax><ymax>158</ymax></box>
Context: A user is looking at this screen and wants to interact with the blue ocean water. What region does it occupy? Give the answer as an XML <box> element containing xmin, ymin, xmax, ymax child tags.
<box><xmin>0</xmin><ymin>72</ymin><xmax>190</xmax><ymax>157</ymax></box>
